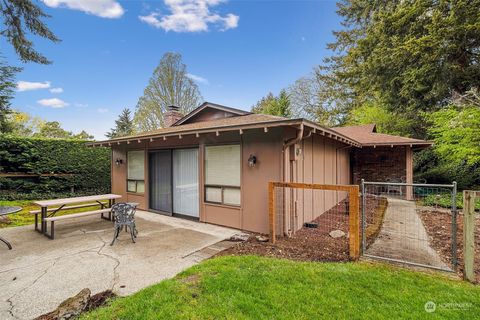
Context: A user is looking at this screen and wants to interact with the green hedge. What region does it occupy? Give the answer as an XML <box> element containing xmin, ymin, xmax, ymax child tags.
<box><xmin>0</xmin><ymin>135</ymin><xmax>111</xmax><ymax>200</ymax></box>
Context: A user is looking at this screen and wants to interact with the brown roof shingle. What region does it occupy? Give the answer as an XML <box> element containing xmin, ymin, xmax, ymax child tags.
<box><xmin>106</xmin><ymin>113</ymin><xmax>286</xmax><ymax>141</ymax></box>
<box><xmin>332</xmin><ymin>124</ymin><xmax>432</xmax><ymax>146</ymax></box>
<box><xmin>89</xmin><ymin>101</ymin><xmax>428</xmax><ymax>148</ymax></box>
<box><xmin>89</xmin><ymin>112</ymin><xmax>362</xmax><ymax>147</ymax></box>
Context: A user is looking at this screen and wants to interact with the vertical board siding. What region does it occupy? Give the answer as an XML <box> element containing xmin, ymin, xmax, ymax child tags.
<box><xmin>288</xmin><ymin>135</ymin><xmax>352</xmax><ymax>233</ymax></box>
<box><xmin>303</xmin><ymin>137</ymin><xmax>314</xmax><ymax>223</ymax></box>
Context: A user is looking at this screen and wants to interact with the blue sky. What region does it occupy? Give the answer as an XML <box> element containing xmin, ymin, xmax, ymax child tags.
<box><xmin>3</xmin><ymin>0</ymin><xmax>342</xmax><ymax>139</ymax></box>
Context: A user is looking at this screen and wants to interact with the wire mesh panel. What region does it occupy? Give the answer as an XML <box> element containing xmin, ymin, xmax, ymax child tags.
<box><xmin>269</xmin><ymin>182</ymin><xmax>360</xmax><ymax>260</ymax></box>
<box><xmin>361</xmin><ymin>180</ymin><xmax>457</xmax><ymax>272</ymax></box>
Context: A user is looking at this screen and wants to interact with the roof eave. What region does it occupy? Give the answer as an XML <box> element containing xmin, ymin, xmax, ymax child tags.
<box><xmin>361</xmin><ymin>141</ymin><xmax>434</xmax><ymax>148</ymax></box>
<box><xmin>87</xmin><ymin>118</ymin><xmax>362</xmax><ymax>148</ymax></box>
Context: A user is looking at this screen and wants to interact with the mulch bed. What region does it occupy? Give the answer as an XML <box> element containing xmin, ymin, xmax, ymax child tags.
<box><xmin>419</xmin><ymin>209</ymin><xmax>480</xmax><ymax>283</ymax></box>
<box><xmin>218</xmin><ymin>196</ymin><xmax>387</xmax><ymax>262</ymax></box>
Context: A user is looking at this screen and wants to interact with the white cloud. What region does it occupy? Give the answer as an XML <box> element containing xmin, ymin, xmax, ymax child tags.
<box><xmin>139</xmin><ymin>0</ymin><xmax>239</xmax><ymax>32</ymax></box>
<box><xmin>42</xmin><ymin>0</ymin><xmax>124</xmax><ymax>18</ymax></box>
<box><xmin>139</xmin><ymin>13</ymin><xmax>163</xmax><ymax>28</ymax></box>
<box><xmin>17</xmin><ymin>81</ymin><xmax>51</xmax><ymax>92</ymax></box>
<box><xmin>97</xmin><ymin>108</ymin><xmax>109</xmax><ymax>114</ymax></box>
<box><xmin>37</xmin><ymin>98</ymin><xmax>69</xmax><ymax>108</ymax></box>
<box><xmin>74</xmin><ymin>103</ymin><xmax>89</xmax><ymax>108</ymax></box>
<box><xmin>49</xmin><ymin>87</ymin><xmax>64</xmax><ymax>93</ymax></box>
<box><xmin>187</xmin><ymin>73</ymin><xmax>209</xmax><ymax>84</ymax></box>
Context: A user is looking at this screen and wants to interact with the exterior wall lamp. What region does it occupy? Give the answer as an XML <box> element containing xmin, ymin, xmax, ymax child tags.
<box><xmin>248</xmin><ymin>154</ymin><xmax>257</xmax><ymax>167</ymax></box>
<box><xmin>115</xmin><ymin>158</ymin><xmax>123</xmax><ymax>166</ymax></box>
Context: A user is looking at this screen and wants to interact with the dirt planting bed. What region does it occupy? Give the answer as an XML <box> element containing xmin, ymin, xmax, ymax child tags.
<box><xmin>419</xmin><ymin>209</ymin><xmax>480</xmax><ymax>283</ymax></box>
<box><xmin>219</xmin><ymin>196</ymin><xmax>387</xmax><ymax>262</ymax></box>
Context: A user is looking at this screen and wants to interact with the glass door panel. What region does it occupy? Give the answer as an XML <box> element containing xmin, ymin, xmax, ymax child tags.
<box><xmin>172</xmin><ymin>149</ymin><xmax>199</xmax><ymax>217</ymax></box>
<box><xmin>149</xmin><ymin>150</ymin><xmax>172</xmax><ymax>214</ymax></box>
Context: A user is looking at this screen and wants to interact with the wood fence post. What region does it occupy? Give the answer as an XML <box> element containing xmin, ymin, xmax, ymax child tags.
<box><xmin>463</xmin><ymin>190</ymin><xmax>476</xmax><ymax>282</ymax></box>
<box><xmin>269</xmin><ymin>182</ymin><xmax>276</xmax><ymax>244</ymax></box>
<box><xmin>349</xmin><ymin>186</ymin><xmax>360</xmax><ymax>259</ymax></box>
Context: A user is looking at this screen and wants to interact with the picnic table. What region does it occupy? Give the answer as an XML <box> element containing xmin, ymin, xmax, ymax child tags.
<box><xmin>0</xmin><ymin>206</ymin><xmax>22</xmax><ymax>249</ymax></box>
<box><xmin>32</xmin><ymin>194</ymin><xmax>122</xmax><ymax>239</ymax></box>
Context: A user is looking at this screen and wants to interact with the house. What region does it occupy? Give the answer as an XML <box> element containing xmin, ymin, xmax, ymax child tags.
<box><xmin>89</xmin><ymin>102</ymin><xmax>431</xmax><ymax>234</ymax></box>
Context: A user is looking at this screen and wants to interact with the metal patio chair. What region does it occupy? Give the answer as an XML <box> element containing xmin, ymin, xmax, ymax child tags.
<box><xmin>110</xmin><ymin>203</ymin><xmax>138</xmax><ymax>246</ymax></box>
<box><xmin>386</xmin><ymin>177</ymin><xmax>404</xmax><ymax>196</ymax></box>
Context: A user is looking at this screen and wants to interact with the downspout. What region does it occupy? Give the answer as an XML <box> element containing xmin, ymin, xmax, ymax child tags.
<box><xmin>282</xmin><ymin>124</ymin><xmax>304</xmax><ymax>237</ymax></box>
<box><xmin>283</xmin><ymin>124</ymin><xmax>305</xmax><ymax>150</ymax></box>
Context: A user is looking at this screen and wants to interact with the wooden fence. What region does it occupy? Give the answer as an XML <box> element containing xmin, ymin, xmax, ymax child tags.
<box><xmin>463</xmin><ymin>190</ymin><xmax>480</xmax><ymax>282</ymax></box>
<box><xmin>268</xmin><ymin>182</ymin><xmax>360</xmax><ymax>259</ymax></box>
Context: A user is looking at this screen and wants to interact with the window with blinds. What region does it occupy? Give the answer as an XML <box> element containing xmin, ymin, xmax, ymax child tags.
<box><xmin>205</xmin><ymin>145</ymin><xmax>241</xmax><ymax>206</ymax></box>
<box><xmin>127</xmin><ymin>150</ymin><xmax>145</xmax><ymax>193</ymax></box>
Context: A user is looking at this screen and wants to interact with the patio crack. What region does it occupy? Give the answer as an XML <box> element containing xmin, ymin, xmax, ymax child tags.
<box><xmin>94</xmin><ymin>234</ymin><xmax>121</xmax><ymax>292</ymax></box>
<box><xmin>6</xmin><ymin>259</ymin><xmax>58</xmax><ymax>319</ymax></box>
<box><xmin>0</xmin><ymin>245</ymin><xmax>103</xmax><ymax>275</ymax></box>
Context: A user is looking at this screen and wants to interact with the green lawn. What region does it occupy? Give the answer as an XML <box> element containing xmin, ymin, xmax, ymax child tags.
<box><xmin>0</xmin><ymin>200</ymin><xmax>108</xmax><ymax>228</ymax></box>
<box><xmin>82</xmin><ymin>256</ymin><xmax>479</xmax><ymax>319</ymax></box>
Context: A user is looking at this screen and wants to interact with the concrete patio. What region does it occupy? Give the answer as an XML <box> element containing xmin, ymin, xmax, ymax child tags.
<box><xmin>0</xmin><ymin>211</ymin><xmax>239</xmax><ymax>320</ymax></box>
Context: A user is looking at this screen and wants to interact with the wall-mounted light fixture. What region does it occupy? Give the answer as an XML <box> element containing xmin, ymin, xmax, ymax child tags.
<box><xmin>248</xmin><ymin>154</ymin><xmax>257</xmax><ymax>167</ymax></box>
<box><xmin>115</xmin><ymin>158</ymin><xmax>123</xmax><ymax>166</ymax></box>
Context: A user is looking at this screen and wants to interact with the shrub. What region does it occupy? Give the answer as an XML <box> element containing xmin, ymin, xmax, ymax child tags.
<box><xmin>421</xmin><ymin>193</ymin><xmax>480</xmax><ymax>210</ymax></box>
<box><xmin>0</xmin><ymin>135</ymin><xmax>110</xmax><ymax>200</ymax></box>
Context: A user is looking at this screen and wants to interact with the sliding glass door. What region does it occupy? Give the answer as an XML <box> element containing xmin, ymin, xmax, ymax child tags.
<box><xmin>149</xmin><ymin>148</ymin><xmax>199</xmax><ymax>218</ymax></box>
<box><xmin>173</xmin><ymin>149</ymin><xmax>199</xmax><ymax>217</ymax></box>
<box><xmin>149</xmin><ymin>150</ymin><xmax>172</xmax><ymax>214</ymax></box>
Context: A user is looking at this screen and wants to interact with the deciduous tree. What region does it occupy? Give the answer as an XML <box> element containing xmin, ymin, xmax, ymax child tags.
<box><xmin>134</xmin><ymin>53</ymin><xmax>202</xmax><ymax>131</ymax></box>
<box><xmin>427</xmin><ymin>89</ymin><xmax>480</xmax><ymax>166</ymax></box>
<box><xmin>6</xmin><ymin>110</ymin><xmax>44</xmax><ymax>136</ymax></box>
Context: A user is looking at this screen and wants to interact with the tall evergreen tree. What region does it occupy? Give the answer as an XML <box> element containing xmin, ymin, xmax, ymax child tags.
<box><xmin>300</xmin><ymin>0</ymin><xmax>480</xmax><ymax>137</ymax></box>
<box><xmin>251</xmin><ymin>90</ymin><xmax>292</xmax><ymax>118</ymax></box>
<box><xmin>251</xmin><ymin>92</ymin><xmax>276</xmax><ymax>114</ymax></box>
<box><xmin>0</xmin><ymin>0</ymin><xmax>60</xmax><ymax>64</ymax></box>
<box><xmin>134</xmin><ymin>52</ymin><xmax>203</xmax><ymax>131</ymax></box>
<box><xmin>0</xmin><ymin>57</ymin><xmax>21</xmax><ymax>133</ymax></box>
<box><xmin>107</xmin><ymin>108</ymin><xmax>135</xmax><ymax>139</ymax></box>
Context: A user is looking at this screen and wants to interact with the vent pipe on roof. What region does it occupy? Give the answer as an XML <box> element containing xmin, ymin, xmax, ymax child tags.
<box><xmin>164</xmin><ymin>105</ymin><xmax>183</xmax><ymax>127</ymax></box>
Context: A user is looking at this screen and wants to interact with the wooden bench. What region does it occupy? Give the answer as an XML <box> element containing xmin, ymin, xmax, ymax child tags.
<box><xmin>30</xmin><ymin>202</ymin><xmax>110</xmax><ymax>234</ymax></box>
<box><xmin>44</xmin><ymin>208</ymin><xmax>112</xmax><ymax>239</ymax></box>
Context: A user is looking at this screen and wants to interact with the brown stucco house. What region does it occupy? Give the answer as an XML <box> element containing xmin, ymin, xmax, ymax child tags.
<box><xmin>90</xmin><ymin>102</ymin><xmax>431</xmax><ymax>234</ymax></box>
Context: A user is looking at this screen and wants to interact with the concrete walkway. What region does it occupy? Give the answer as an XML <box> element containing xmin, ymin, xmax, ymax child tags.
<box><xmin>365</xmin><ymin>198</ymin><xmax>449</xmax><ymax>270</ymax></box>
<box><xmin>0</xmin><ymin>211</ymin><xmax>238</xmax><ymax>320</ymax></box>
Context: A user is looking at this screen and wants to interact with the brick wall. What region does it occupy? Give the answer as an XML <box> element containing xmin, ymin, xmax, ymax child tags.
<box><xmin>352</xmin><ymin>146</ymin><xmax>406</xmax><ymax>184</ymax></box>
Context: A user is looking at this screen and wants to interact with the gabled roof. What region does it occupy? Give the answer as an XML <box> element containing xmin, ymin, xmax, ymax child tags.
<box><xmin>172</xmin><ymin>102</ymin><xmax>251</xmax><ymax>126</ymax></box>
<box><xmin>332</xmin><ymin>124</ymin><xmax>432</xmax><ymax>147</ymax></box>
<box><xmin>89</xmin><ymin>110</ymin><xmax>361</xmax><ymax>147</ymax></box>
